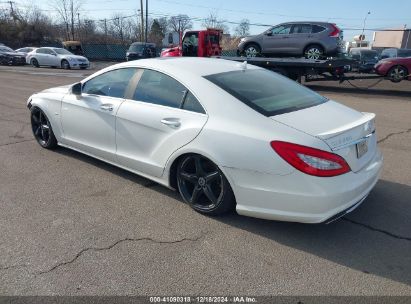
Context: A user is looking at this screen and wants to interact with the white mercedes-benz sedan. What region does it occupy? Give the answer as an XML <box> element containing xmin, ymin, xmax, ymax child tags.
<box><xmin>27</xmin><ymin>57</ymin><xmax>383</xmax><ymax>223</ymax></box>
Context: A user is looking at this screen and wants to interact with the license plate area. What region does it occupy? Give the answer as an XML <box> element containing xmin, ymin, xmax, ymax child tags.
<box><xmin>356</xmin><ymin>139</ymin><xmax>368</xmax><ymax>159</ymax></box>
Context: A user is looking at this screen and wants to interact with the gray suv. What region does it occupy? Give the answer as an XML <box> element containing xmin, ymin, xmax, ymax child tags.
<box><xmin>237</xmin><ymin>22</ymin><xmax>343</xmax><ymax>59</ymax></box>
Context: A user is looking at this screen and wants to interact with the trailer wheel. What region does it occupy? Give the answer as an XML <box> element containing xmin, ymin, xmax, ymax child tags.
<box><xmin>388</xmin><ymin>65</ymin><xmax>407</xmax><ymax>83</ymax></box>
<box><xmin>304</xmin><ymin>45</ymin><xmax>324</xmax><ymax>60</ymax></box>
<box><xmin>243</xmin><ymin>44</ymin><xmax>261</xmax><ymax>57</ymax></box>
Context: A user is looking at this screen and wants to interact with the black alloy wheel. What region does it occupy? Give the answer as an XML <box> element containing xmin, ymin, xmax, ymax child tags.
<box><xmin>177</xmin><ymin>155</ymin><xmax>235</xmax><ymax>215</ymax></box>
<box><xmin>31</xmin><ymin>107</ymin><xmax>57</xmax><ymax>149</ymax></box>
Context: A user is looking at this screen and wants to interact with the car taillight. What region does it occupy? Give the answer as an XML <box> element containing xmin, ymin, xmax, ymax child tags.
<box><xmin>270</xmin><ymin>141</ymin><xmax>351</xmax><ymax>177</ymax></box>
<box><xmin>329</xmin><ymin>24</ymin><xmax>341</xmax><ymax>38</ymax></box>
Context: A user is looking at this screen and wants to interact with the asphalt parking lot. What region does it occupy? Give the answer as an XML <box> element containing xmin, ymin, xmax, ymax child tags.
<box><xmin>0</xmin><ymin>64</ymin><xmax>410</xmax><ymax>296</ymax></box>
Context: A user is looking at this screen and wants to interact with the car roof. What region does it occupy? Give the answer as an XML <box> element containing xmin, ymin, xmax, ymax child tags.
<box><xmin>278</xmin><ymin>21</ymin><xmax>333</xmax><ymax>26</ymax></box>
<box><xmin>110</xmin><ymin>57</ymin><xmax>261</xmax><ymax>77</ymax></box>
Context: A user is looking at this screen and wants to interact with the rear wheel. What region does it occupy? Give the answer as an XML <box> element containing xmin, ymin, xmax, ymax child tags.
<box><xmin>388</xmin><ymin>65</ymin><xmax>407</xmax><ymax>83</ymax></box>
<box><xmin>31</xmin><ymin>107</ymin><xmax>58</xmax><ymax>149</ymax></box>
<box><xmin>31</xmin><ymin>58</ymin><xmax>39</xmax><ymax>67</ymax></box>
<box><xmin>304</xmin><ymin>45</ymin><xmax>324</xmax><ymax>60</ymax></box>
<box><xmin>61</xmin><ymin>59</ymin><xmax>70</xmax><ymax>69</ymax></box>
<box><xmin>243</xmin><ymin>43</ymin><xmax>261</xmax><ymax>57</ymax></box>
<box><xmin>176</xmin><ymin>154</ymin><xmax>235</xmax><ymax>215</ymax></box>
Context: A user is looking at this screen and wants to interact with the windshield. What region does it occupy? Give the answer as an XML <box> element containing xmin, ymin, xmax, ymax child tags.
<box><xmin>398</xmin><ymin>49</ymin><xmax>411</xmax><ymax>57</ymax></box>
<box><xmin>0</xmin><ymin>46</ymin><xmax>14</xmax><ymax>52</ymax></box>
<box><xmin>205</xmin><ymin>69</ymin><xmax>327</xmax><ymax>116</ymax></box>
<box><xmin>129</xmin><ymin>44</ymin><xmax>145</xmax><ymax>53</ymax></box>
<box><xmin>54</xmin><ymin>48</ymin><xmax>73</xmax><ymax>55</ymax></box>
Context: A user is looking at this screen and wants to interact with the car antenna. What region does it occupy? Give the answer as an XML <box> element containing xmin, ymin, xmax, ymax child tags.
<box><xmin>238</xmin><ymin>61</ymin><xmax>247</xmax><ymax>71</ymax></box>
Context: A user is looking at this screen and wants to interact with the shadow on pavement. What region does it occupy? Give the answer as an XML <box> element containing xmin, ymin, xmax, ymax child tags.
<box><xmin>56</xmin><ymin>147</ymin><xmax>411</xmax><ymax>287</ymax></box>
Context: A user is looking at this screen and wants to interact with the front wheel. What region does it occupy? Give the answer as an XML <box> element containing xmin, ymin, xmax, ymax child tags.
<box><xmin>61</xmin><ymin>60</ymin><xmax>70</xmax><ymax>69</ymax></box>
<box><xmin>304</xmin><ymin>45</ymin><xmax>324</xmax><ymax>60</ymax></box>
<box><xmin>388</xmin><ymin>65</ymin><xmax>407</xmax><ymax>83</ymax></box>
<box><xmin>31</xmin><ymin>58</ymin><xmax>39</xmax><ymax>67</ymax></box>
<box><xmin>243</xmin><ymin>44</ymin><xmax>261</xmax><ymax>57</ymax></box>
<box><xmin>177</xmin><ymin>155</ymin><xmax>235</xmax><ymax>215</ymax></box>
<box><xmin>31</xmin><ymin>107</ymin><xmax>58</xmax><ymax>149</ymax></box>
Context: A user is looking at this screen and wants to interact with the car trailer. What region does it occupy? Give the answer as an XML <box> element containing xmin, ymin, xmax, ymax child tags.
<box><xmin>215</xmin><ymin>56</ymin><xmax>386</xmax><ymax>85</ymax></box>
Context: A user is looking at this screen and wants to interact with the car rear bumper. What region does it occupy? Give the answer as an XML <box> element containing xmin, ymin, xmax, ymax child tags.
<box><xmin>223</xmin><ymin>148</ymin><xmax>383</xmax><ymax>224</ymax></box>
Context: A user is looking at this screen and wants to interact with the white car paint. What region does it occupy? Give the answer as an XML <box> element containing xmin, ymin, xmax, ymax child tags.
<box><xmin>27</xmin><ymin>57</ymin><xmax>383</xmax><ymax>223</ymax></box>
<box><xmin>26</xmin><ymin>47</ymin><xmax>89</xmax><ymax>69</ymax></box>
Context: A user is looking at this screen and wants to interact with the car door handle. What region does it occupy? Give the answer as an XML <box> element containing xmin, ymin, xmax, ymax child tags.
<box><xmin>161</xmin><ymin>118</ymin><xmax>181</xmax><ymax>128</ymax></box>
<box><xmin>282</xmin><ymin>36</ymin><xmax>290</xmax><ymax>39</ymax></box>
<box><xmin>100</xmin><ymin>104</ymin><xmax>114</xmax><ymax>111</ymax></box>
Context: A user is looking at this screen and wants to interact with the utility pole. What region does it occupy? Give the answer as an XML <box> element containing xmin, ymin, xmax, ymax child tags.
<box><xmin>145</xmin><ymin>0</ymin><xmax>148</xmax><ymax>43</ymax></box>
<box><xmin>140</xmin><ymin>0</ymin><xmax>144</xmax><ymax>42</ymax></box>
<box><xmin>71</xmin><ymin>0</ymin><xmax>75</xmax><ymax>40</ymax></box>
<box><xmin>77</xmin><ymin>12</ymin><xmax>80</xmax><ymax>41</ymax></box>
<box><xmin>361</xmin><ymin>11</ymin><xmax>371</xmax><ymax>46</ymax></box>
<box><xmin>104</xmin><ymin>18</ymin><xmax>107</xmax><ymax>42</ymax></box>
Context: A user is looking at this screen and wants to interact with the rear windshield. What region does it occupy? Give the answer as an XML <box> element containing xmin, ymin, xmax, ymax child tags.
<box><xmin>204</xmin><ymin>69</ymin><xmax>327</xmax><ymax>116</ymax></box>
<box><xmin>398</xmin><ymin>49</ymin><xmax>411</xmax><ymax>57</ymax></box>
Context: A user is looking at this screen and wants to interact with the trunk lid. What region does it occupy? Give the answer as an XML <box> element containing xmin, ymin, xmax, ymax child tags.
<box><xmin>271</xmin><ymin>101</ymin><xmax>377</xmax><ymax>172</ymax></box>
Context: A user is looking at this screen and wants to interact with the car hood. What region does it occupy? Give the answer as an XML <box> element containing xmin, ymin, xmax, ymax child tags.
<box><xmin>271</xmin><ymin>100</ymin><xmax>376</xmax><ymax>172</ymax></box>
<box><xmin>40</xmin><ymin>84</ymin><xmax>72</xmax><ymax>94</ymax></box>
<box><xmin>0</xmin><ymin>51</ymin><xmax>25</xmax><ymax>57</ymax></box>
<box><xmin>63</xmin><ymin>55</ymin><xmax>88</xmax><ymax>61</ymax></box>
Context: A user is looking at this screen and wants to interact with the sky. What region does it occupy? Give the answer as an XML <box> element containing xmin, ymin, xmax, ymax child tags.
<box><xmin>6</xmin><ymin>0</ymin><xmax>411</xmax><ymax>41</ymax></box>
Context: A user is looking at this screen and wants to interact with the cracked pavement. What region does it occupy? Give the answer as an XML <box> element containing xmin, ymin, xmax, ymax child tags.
<box><xmin>0</xmin><ymin>66</ymin><xmax>410</xmax><ymax>296</ymax></box>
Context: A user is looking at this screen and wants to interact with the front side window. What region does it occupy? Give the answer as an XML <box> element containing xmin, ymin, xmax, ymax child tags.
<box><xmin>271</xmin><ymin>25</ymin><xmax>292</xmax><ymax>35</ymax></box>
<box><xmin>54</xmin><ymin>48</ymin><xmax>73</xmax><ymax>55</ymax></box>
<box><xmin>205</xmin><ymin>69</ymin><xmax>327</xmax><ymax>116</ymax></box>
<box><xmin>83</xmin><ymin>68</ymin><xmax>137</xmax><ymax>98</ymax></box>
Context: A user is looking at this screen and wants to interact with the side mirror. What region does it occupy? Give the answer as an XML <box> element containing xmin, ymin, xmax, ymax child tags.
<box><xmin>265</xmin><ymin>31</ymin><xmax>272</xmax><ymax>36</ymax></box>
<box><xmin>71</xmin><ymin>82</ymin><xmax>82</xmax><ymax>95</ymax></box>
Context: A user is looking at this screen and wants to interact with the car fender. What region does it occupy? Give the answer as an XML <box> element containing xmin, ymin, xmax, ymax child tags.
<box><xmin>28</xmin><ymin>91</ymin><xmax>67</xmax><ymax>141</ymax></box>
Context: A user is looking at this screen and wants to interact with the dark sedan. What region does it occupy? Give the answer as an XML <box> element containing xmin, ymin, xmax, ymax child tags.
<box><xmin>0</xmin><ymin>46</ymin><xmax>26</xmax><ymax>65</ymax></box>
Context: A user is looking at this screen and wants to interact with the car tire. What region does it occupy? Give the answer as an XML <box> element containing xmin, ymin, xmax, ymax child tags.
<box><xmin>388</xmin><ymin>65</ymin><xmax>407</xmax><ymax>83</ymax></box>
<box><xmin>31</xmin><ymin>58</ymin><xmax>39</xmax><ymax>67</ymax></box>
<box><xmin>176</xmin><ymin>154</ymin><xmax>235</xmax><ymax>216</ymax></box>
<box><xmin>304</xmin><ymin>45</ymin><xmax>325</xmax><ymax>60</ymax></box>
<box><xmin>30</xmin><ymin>107</ymin><xmax>58</xmax><ymax>149</ymax></box>
<box><xmin>243</xmin><ymin>43</ymin><xmax>261</xmax><ymax>57</ymax></box>
<box><xmin>61</xmin><ymin>59</ymin><xmax>70</xmax><ymax>70</ymax></box>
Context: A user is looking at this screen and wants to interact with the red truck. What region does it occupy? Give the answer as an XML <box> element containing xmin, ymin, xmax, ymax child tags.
<box><xmin>161</xmin><ymin>28</ymin><xmax>222</xmax><ymax>57</ymax></box>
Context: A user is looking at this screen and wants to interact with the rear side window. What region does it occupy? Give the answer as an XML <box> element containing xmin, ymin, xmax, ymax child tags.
<box><xmin>312</xmin><ymin>25</ymin><xmax>326</xmax><ymax>33</ymax></box>
<box><xmin>291</xmin><ymin>24</ymin><xmax>312</xmax><ymax>34</ymax></box>
<box><xmin>133</xmin><ymin>69</ymin><xmax>186</xmax><ymax>108</ymax></box>
<box><xmin>83</xmin><ymin>68</ymin><xmax>137</xmax><ymax>98</ymax></box>
<box><xmin>182</xmin><ymin>91</ymin><xmax>205</xmax><ymax>114</ymax></box>
<box><xmin>133</xmin><ymin>69</ymin><xmax>206</xmax><ymax>113</ymax></box>
<box><xmin>205</xmin><ymin>69</ymin><xmax>327</xmax><ymax>116</ymax></box>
